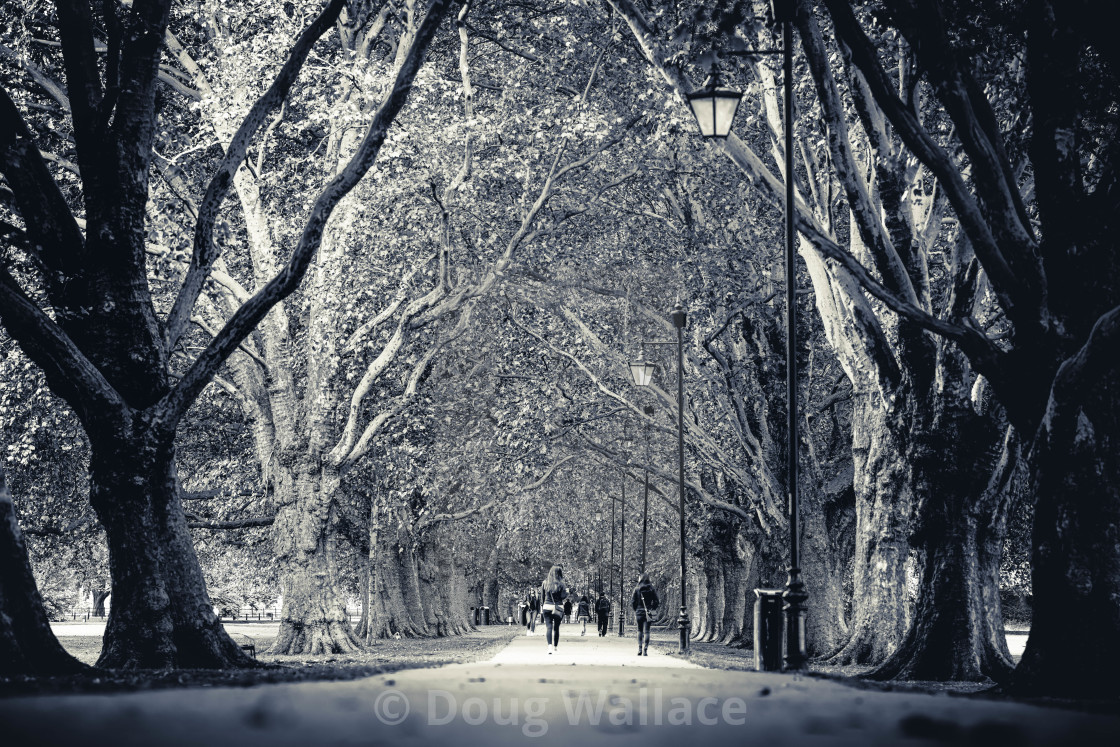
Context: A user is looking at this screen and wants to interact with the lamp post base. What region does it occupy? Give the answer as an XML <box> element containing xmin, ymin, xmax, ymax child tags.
<box><xmin>783</xmin><ymin>572</ymin><xmax>808</xmax><ymax>670</ymax></box>
<box><xmin>678</xmin><ymin>606</ymin><xmax>691</xmax><ymax>653</ymax></box>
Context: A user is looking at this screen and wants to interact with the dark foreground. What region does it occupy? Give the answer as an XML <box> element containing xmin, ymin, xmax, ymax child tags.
<box><xmin>1</xmin><ymin>632</ymin><xmax>1117</xmax><ymax>747</ymax></box>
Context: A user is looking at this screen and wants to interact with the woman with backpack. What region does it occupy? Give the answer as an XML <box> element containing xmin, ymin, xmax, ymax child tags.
<box><xmin>539</xmin><ymin>565</ymin><xmax>570</xmax><ymax>654</ymax></box>
<box><xmin>631</xmin><ymin>573</ymin><xmax>660</xmax><ymax>656</ymax></box>
<box><xmin>576</xmin><ymin>593</ymin><xmax>591</xmax><ymax>636</ymax></box>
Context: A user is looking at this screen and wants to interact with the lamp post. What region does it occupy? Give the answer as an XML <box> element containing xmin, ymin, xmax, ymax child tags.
<box><xmin>629</xmin><ymin>302</ymin><xmax>691</xmax><ymax>653</ymax></box>
<box><xmin>595</xmin><ymin>510</ymin><xmax>603</xmax><ymax>595</ymax></box>
<box><xmin>610</xmin><ymin>497</ymin><xmax>616</xmax><ymax>605</ymax></box>
<box><xmin>641</xmin><ymin>405</ymin><xmax>654</xmax><ymax>573</ymax></box>
<box><xmin>619</xmin><ymin>480</ymin><xmax>626</xmax><ymax>637</ymax></box>
<box><xmin>685</xmin><ymin>0</ymin><xmax>806</xmax><ymax>670</ymax></box>
<box><xmin>604</xmin><ymin>492</ymin><xmax>628</xmax><ymax>635</ymax></box>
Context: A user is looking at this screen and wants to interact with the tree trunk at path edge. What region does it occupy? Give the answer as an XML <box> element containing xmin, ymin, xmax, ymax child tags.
<box><xmin>870</xmin><ymin>342</ymin><xmax>1016</xmax><ymax>683</ymax></box>
<box><xmin>802</xmin><ymin>478</ymin><xmax>854</xmax><ymax>656</ymax></box>
<box><xmin>0</xmin><ymin>467</ymin><xmax>87</xmax><ymax>675</ymax></box>
<box><xmin>365</xmin><ymin>507</ymin><xmax>427</xmax><ymax>640</ymax></box>
<box><xmin>355</xmin><ymin>549</ymin><xmax>371</xmax><ymax>639</ymax></box>
<box><xmin>1009</xmin><ymin>348</ymin><xmax>1120</xmax><ymax>698</ymax></box>
<box><xmin>270</xmin><ymin>468</ymin><xmax>362</xmax><ymax>654</ymax></box>
<box><xmin>418</xmin><ymin>539</ymin><xmax>472</xmax><ymax>636</ymax></box>
<box><xmin>821</xmin><ymin>393</ymin><xmax>913</xmax><ymax>665</ymax></box>
<box><xmin>89</xmin><ymin>437</ymin><xmax>253</xmax><ymax>669</ymax></box>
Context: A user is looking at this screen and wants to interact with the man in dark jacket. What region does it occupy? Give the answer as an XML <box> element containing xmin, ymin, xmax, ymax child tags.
<box><xmin>595</xmin><ymin>592</ymin><xmax>611</xmax><ymax>637</ymax></box>
<box><xmin>631</xmin><ymin>573</ymin><xmax>660</xmax><ymax>655</ymax></box>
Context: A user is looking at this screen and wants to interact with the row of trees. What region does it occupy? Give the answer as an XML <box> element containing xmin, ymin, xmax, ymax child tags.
<box><xmin>1</xmin><ymin>0</ymin><xmax>1116</xmax><ymax>699</ymax></box>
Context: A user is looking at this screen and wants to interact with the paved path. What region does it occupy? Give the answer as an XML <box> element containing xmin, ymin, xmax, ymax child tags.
<box><xmin>491</xmin><ymin>628</ymin><xmax>698</xmax><ymax>668</ymax></box>
<box><xmin>3</xmin><ymin>632</ymin><xmax>1117</xmax><ymax>746</ymax></box>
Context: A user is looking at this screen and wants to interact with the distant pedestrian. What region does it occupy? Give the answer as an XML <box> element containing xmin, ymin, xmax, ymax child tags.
<box><xmin>576</xmin><ymin>594</ymin><xmax>591</xmax><ymax>636</ymax></box>
<box><xmin>540</xmin><ymin>565</ymin><xmax>570</xmax><ymax>654</ymax></box>
<box><xmin>595</xmin><ymin>592</ymin><xmax>611</xmax><ymax>637</ymax></box>
<box><xmin>528</xmin><ymin>589</ymin><xmax>540</xmax><ymax>635</ymax></box>
<box><xmin>631</xmin><ymin>573</ymin><xmax>660</xmax><ymax>656</ymax></box>
<box><xmin>563</xmin><ymin>597</ymin><xmax>573</xmax><ymax>623</ymax></box>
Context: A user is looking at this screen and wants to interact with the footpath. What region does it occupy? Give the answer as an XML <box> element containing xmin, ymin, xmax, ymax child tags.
<box><xmin>2</xmin><ymin>630</ymin><xmax>1117</xmax><ymax>746</ymax></box>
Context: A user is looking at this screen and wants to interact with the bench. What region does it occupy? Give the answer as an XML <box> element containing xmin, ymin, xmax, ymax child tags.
<box><xmin>238</xmin><ymin>634</ymin><xmax>257</xmax><ymax>659</ymax></box>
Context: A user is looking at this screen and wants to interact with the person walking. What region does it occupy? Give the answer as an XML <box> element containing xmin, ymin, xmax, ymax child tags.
<box><xmin>595</xmin><ymin>591</ymin><xmax>611</xmax><ymax>637</ymax></box>
<box><xmin>563</xmin><ymin>597</ymin><xmax>573</xmax><ymax>623</ymax></box>
<box><xmin>631</xmin><ymin>573</ymin><xmax>660</xmax><ymax>656</ymax></box>
<box><xmin>540</xmin><ymin>565</ymin><xmax>570</xmax><ymax>654</ymax></box>
<box><xmin>576</xmin><ymin>593</ymin><xmax>591</xmax><ymax>636</ymax></box>
<box><xmin>528</xmin><ymin>589</ymin><xmax>540</xmax><ymax>635</ymax></box>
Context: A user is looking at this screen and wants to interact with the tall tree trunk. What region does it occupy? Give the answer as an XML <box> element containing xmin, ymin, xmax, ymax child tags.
<box><xmin>417</xmin><ymin>536</ymin><xmax>472</xmax><ymax>636</ymax></box>
<box><xmin>802</xmin><ymin>245</ymin><xmax>914</xmax><ymax>665</ymax></box>
<box><xmin>802</xmin><ymin>480</ymin><xmax>853</xmax><ymax>655</ymax></box>
<box><xmin>871</xmin><ymin>339</ymin><xmax>1015</xmax><ymax>682</ymax></box>
<box><xmin>270</xmin><ymin>467</ymin><xmax>362</xmax><ymax>654</ymax></box>
<box><xmin>268</xmin><ymin>214</ymin><xmax>360</xmax><ymax>654</ymax></box>
<box><xmin>718</xmin><ymin>538</ymin><xmax>751</xmax><ymax>645</ymax></box>
<box><xmin>367</xmin><ymin>549</ymin><xmax>424</xmax><ymax>639</ymax></box>
<box><xmin>821</xmin><ymin>392</ymin><xmax>912</xmax><ymax>664</ymax></box>
<box><xmin>365</xmin><ymin>502</ymin><xmax>427</xmax><ymax>640</ymax></box>
<box><xmin>481</xmin><ymin>541</ymin><xmax>501</xmax><ymax>614</ymax></box>
<box><xmin>355</xmin><ymin>536</ymin><xmax>372</xmax><ymax>639</ymax></box>
<box><xmin>399</xmin><ymin>542</ymin><xmax>431</xmax><ymax>635</ymax></box>
<box><xmin>89</xmin><ymin>436</ymin><xmax>252</xmax><ymax>668</ymax></box>
<box><xmin>1010</xmin><ymin>340</ymin><xmax>1120</xmax><ymax>698</ymax></box>
<box><xmin>93</xmin><ymin>589</ymin><xmax>111</xmax><ymax>618</ymax></box>
<box><xmin>0</xmin><ymin>467</ymin><xmax>87</xmax><ymax>675</ymax></box>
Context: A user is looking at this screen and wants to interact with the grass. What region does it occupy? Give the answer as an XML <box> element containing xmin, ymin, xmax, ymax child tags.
<box><xmin>1</xmin><ymin>626</ymin><xmax>520</xmax><ymax>698</ymax></box>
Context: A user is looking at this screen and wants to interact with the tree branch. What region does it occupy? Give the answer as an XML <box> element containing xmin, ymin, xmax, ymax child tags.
<box><xmin>156</xmin><ymin>0</ymin><xmax>453</xmax><ymax>432</ymax></box>
<box><xmin>164</xmin><ymin>0</ymin><xmax>348</xmax><ymax>352</ymax></box>
<box><xmin>187</xmin><ymin>516</ymin><xmax>274</xmax><ymax>530</ymax></box>
<box><xmin>0</xmin><ymin>86</ymin><xmax>86</xmax><ymax>304</ymax></box>
<box><xmin>0</xmin><ymin>267</ymin><xmax>129</xmax><ymax>429</ymax></box>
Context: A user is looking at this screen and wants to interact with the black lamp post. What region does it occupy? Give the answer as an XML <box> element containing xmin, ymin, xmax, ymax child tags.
<box><xmin>595</xmin><ymin>509</ymin><xmax>603</xmax><ymax>594</ymax></box>
<box><xmin>610</xmin><ymin>497</ymin><xmax>616</xmax><ymax>606</ymax></box>
<box><xmin>619</xmin><ymin>480</ymin><xmax>626</xmax><ymax>637</ymax></box>
<box><xmin>641</xmin><ymin>405</ymin><xmax>654</xmax><ymax>573</ymax></box>
<box><xmin>685</xmin><ymin>0</ymin><xmax>806</xmax><ymax>670</ymax></box>
<box><xmin>629</xmin><ymin>302</ymin><xmax>691</xmax><ymax>653</ymax></box>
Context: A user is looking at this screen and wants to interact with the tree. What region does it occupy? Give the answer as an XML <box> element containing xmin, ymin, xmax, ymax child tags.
<box><xmin>608</xmin><ymin>0</ymin><xmax>1028</xmax><ymax>678</ymax></box>
<box><xmin>0</xmin><ymin>465</ymin><xmax>86</xmax><ymax>675</ymax></box>
<box><xmin>0</xmin><ymin>0</ymin><xmax>451</xmax><ymax>668</ymax></box>
<box><xmin>806</xmin><ymin>0</ymin><xmax>1120</xmax><ymax>696</ymax></box>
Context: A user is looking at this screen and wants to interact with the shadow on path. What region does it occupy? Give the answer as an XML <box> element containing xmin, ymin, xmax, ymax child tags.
<box><xmin>2</xmin><ymin>629</ymin><xmax>1117</xmax><ymax>746</ymax></box>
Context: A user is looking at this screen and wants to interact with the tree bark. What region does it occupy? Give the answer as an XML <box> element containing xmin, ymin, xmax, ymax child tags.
<box><xmin>801</xmin><ymin>481</ymin><xmax>853</xmax><ymax>655</ymax></box>
<box><xmin>1010</xmin><ymin>317</ymin><xmax>1120</xmax><ymax>698</ymax></box>
<box><xmin>0</xmin><ymin>467</ymin><xmax>87</xmax><ymax>675</ymax></box>
<box><xmin>365</xmin><ymin>500</ymin><xmax>427</xmax><ymax>640</ymax></box>
<box><xmin>93</xmin><ymin>588</ymin><xmax>111</xmax><ymax>617</ymax></box>
<box><xmin>871</xmin><ymin>333</ymin><xmax>1016</xmax><ymax>682</ymax></box>
<box><xmin>804</xmin><ymin>244</ymin><xmax>914</xmax><ymax>665</ymax></box>
<box><xmin>820</xmin><ymin>391</ymin><xmax>912</xmax><ymax>665</ymax></box>
<box><xmin>355</xmin><ymin>536</ymin><xmax>372</xmax><ymax>639</ymax></box>
<box><xmin>269</xmin><ymin>466</ymin><xmax>362</xmax><ymax>654</ymax></box>
<box><xmin>89</xmin><ymin>436</ymin><xmax>253</xmax><ymax>668</ymax></box>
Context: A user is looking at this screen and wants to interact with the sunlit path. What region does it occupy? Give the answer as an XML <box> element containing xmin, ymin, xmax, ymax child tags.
<box><xmin>490</xmin><ymin>628</ymin><xmax>698</xmax><ymax>668</ymax></box>
<box><xmin>4</xmin><ymin>631</ymin><xmax>1119</xmax><ymax>747</ymax></box>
